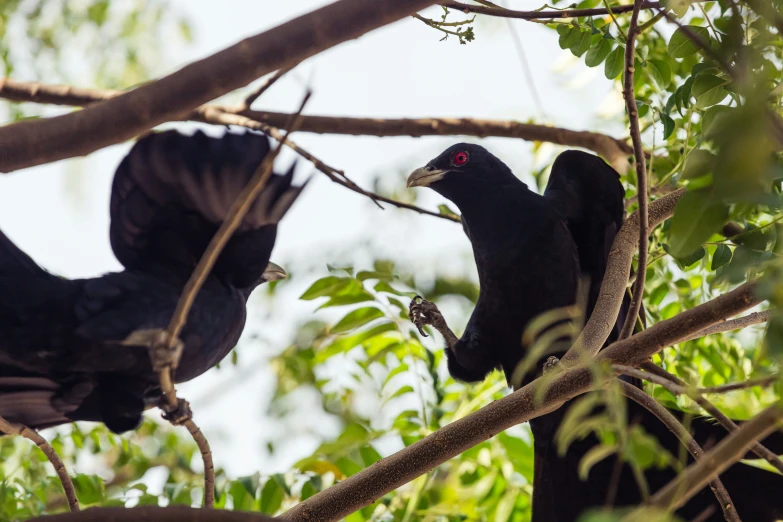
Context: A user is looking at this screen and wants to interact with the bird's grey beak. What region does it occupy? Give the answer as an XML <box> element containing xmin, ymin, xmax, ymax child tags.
<box><xmin>407</xmin><ymin>165</ymin><xmax>448</xmax><ymax>187</ymax></box>
<box><xmin>262</xmin><ymin>262</ymin><xmax>288</xmax><ymax>282</ymax></box>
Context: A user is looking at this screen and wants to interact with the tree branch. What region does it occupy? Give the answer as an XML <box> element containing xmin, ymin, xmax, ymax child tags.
<box><xmin>616</xmin><ymin>381</ymin><xmax>739</xmax><ymax>522</ymax></box>
<box><xmin>0</xmin><ymin>0</ymin><xmax>437</xmax><ymax>172</ymax></box>
<box><xmin>619</xmin><ymin>0</ymin><xmax>649</xmax><ymax>341</ymax></box>
<box><xmin>281</xmin><ymin>281</ymin><xmax>761</xmax><ymax>521</ymax></box>
<box><xmin>0</xmin><ymin>78</ymin><xmax>455</xmax><ymax>222</ymax></box>
<box><xmin>0</xmin><ymin>79</ymin><xmax>634</xmax><ymax>174</ymax></box>
<box><xmin>562</xmin><ymin>188</ymin><xmax>686</xmax><ymax>366</ymax></box>
<box><xmin>619</xmin><ymin>363</ymin><xmax>783</xmax><ymax>474</ymax></box>
<box><xmin>679</xmin><ymin>310</ymin><xmax>770</xmax><ymax>344</ymax></box>
<box><xmin>633</xmin><ymin>403</ymin><xmax>783</xmax><ymax>517</ymax></box>
<box><xmin>0</xmin><ymin>415</ymin><xmax>79</xmax><ymax>512</ymax></box>
<box><xmin>29</xmin><ymin>506</ymin><xmax>275</xmax><ymax>522</ymax></box>
<box><xmin>438</xmin><ymin>0</ymin><xmax>662</xmax><ymax>20</ymax></box>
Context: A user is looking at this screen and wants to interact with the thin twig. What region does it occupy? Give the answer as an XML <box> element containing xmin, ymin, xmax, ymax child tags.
<box><xmin>154</xmin><ymin>93</ymin><xmax>311</xmax><ymax>509</ymax></box>
<box><xmin>243</xmin><ymin>67</ymin><xmax>294</xmax><ymax>109</ymax></box>
<box><xmin>184</xmin><ymin>420</ymin><xmax>215</xmax><ymax>506</ymax></box>
<box><xmin>700</xmin><ymin>374</ymin><xmax>779</xmax><ymax>394</ymax></box>
<box><xmin>619</xmin><ymin>0</ymin><xmax>649</xmax><ymax>340</ymax></box>
<box><xmin>679</xmin><ymin>310</ymin><xmax>770</xmax><ymax>344</ymax></box>
<box><xmin>616</xmin><ymin>381</ymin><xmax>740</xmax><ymax>522</ymax></box>
<box><xmin>0</xmin><ymin>415</ymin><xmax>79</xmax><ymax>512</ymax></box>
<box><xmin>632</xmin><ymin>404</ymin><xmax>783</xmax><ymax>517</ymax></box>
<box><xmin>160</xmin><ymin>94</ymin><xmax>310</xmax><ymax>384</ymax></box>
<box><xmin>438</xmin><ymin>0</ymin><xmax>661</xmax><ymax>20</ymax></box>
<box><xmin>619</xmin><ymin>363</ymin><xmax>783</xmax><ymax>474</ymax></box>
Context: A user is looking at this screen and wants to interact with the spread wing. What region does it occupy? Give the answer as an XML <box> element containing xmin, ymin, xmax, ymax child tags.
<box><xmin>110</xmin><ymin>129</ymin><xmax>305</xmax><ymax>288</ymax></box>
<box><xmin>543</xmin><ymin>150</ymin><xmax>632</xmax><ymax>342</ymax></box>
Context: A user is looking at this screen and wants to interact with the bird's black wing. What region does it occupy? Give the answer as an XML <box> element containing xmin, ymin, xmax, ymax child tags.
<box><xmin>110</xmin><ymin>129</ymin><xmax>304</xmax><ymax>288</ymax></box>
<box><xmin>543</xmin><ymin>150</ymin><xmax>633</xmax><ymax>342</ymax></box>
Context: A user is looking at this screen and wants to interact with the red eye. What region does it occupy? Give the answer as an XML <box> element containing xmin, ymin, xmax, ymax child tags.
<box><xmin>452</xmin><ymin>151</ymin><xmax>469</xmax><ymax>166</ymax></box>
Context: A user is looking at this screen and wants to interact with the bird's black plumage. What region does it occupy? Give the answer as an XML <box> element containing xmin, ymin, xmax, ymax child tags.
<box><xmin>408</xmin><ymin>143</ymin><xmax>783</xmax><ymax>521</ymax></box>
<box><xmin>0</xmin><ymin>129</ymin><xmax>303</xmax><ymax>434</ymax></box>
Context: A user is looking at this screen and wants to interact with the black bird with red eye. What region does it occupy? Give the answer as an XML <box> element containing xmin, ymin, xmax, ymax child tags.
<box><xmin>406</xmin><ymin>142</ymin><xmax>783</xmax><ymax>522</ymax></box>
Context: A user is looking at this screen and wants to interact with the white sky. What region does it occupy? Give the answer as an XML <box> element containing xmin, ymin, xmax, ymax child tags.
<box><xmin>0</xmin><ymin>1</ymin><xmax>628</xmax><ymax>478</ymax></box>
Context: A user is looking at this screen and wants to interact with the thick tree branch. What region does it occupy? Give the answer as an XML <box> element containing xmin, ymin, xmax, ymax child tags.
<box><xmin>562</xmin><ymin>188</ymin><xmax>686</xmax><ymax>366</ymax></box>
<box><xmin>619</xmin><ymin>0</ymin><xmax>649</xmax><ymax>341</ymax></box>
<box><xmin>0</xmin><ymin>79</ymin><xmax>634</xmax><ymax>174</ymax></box>
<box><xmin>634</xmin><ymin>403</ymin><xmax>783</xmax><ymax>517</ymax></box>
<box><xmin>438</xmin><ymin>0</ymin><xmax>661</xmax><ymax>20</ymax></box>
<box><xmin>281</xmin><ymin>281</ymin><xmax>760</xmax><ymax>522</ymax></box>
<box><xmin>0</xmin><ymin>415</ymin><xmax>79</xmax><ymax>512</ymax></box>
<box><xmin>616</xmin><ymin>381</ymin><xmax>739</xmax><ymax>522</ymax></box>
<box><xmin>30</xmin><ymin>506</ymin><xmax>275</xmax><ymax>522</ymax></box>
<box><xmin>0</xmin><ymin>0</ymin><xmax>437</xmax><ymax>172</ymax></box>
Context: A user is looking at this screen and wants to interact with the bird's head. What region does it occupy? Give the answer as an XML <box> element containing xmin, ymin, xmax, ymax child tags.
<box><xmin>406</xmin><ymin>143</ymin><xmax>519</xmax><ymax>206</ymax></box>
<box><xmin>259</xmin><ymin>261</ymin><xmax>288</xmax><ymax>284</ymax></box>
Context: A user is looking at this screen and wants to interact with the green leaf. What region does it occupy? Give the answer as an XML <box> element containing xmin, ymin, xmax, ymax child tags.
<box><xmin>72</xmin><ymin>474</ymin><xmax>104</xmax><ymax>505</ymax></box>
<box><xmin>87</xmin><ymin>1</ymin><xmax>109</xmax><ymax>25</ymax></box>
<box><xmin>578</xmin><ymin>443</ymin><xmax>617</xmax><ymax>480</ymax></box>
<box><xmin>681</xmin><ymin>149</ymin><xmax>717</xmax><ymax>179</ymax></box>
<box><xmin>702</xmin><ymin>105</ymin><xmax>730</xmax><ymax>133</ymax></box>
<box><xmin>300</xmin><ymin>276</ymin><xmax>349</xmax><ymax>300</ymax></box>
<box><xmin>317</xmin><ymin>291</ymin><xmax>375</xmax><ymax>309</ymax></box>
<box><xmin>648</xmin><ymin>59</ymin><xmax>672</xmax><ymax>89</ymax></box>
<box><xmin>661</xmin><ymin>113</ymin><xmax>675</xmax><ymax>140</ymax></box>
<box><xmin>667</xmin><ymin>190</ymin><xmax>729</xmax><ymax>257</ymax></box>
<box><xmin>711</xmin><ymin>243</ymin><xmax>733</xmax><ymax>270</ymax></box>
<box><xmin>331</xmin><ymin>307</ymin><xmax>384</xmax><ymax>333</ymax></box>
<box><xmin>691</xmin><ymin>74</ymin><xmax>729</xmax><ymax>108</ymax></box>
<box><xmin>585</xmin><ymin>38</ymin><xmax>613</xmax><ymax>67</ymax></box>
<box><xmin>259</xmin><ymin>477</ymin><xmax>284</xmax><ymax>514</ymax></box>
<box><xmin>604</xmin><ymin>47</ymin><xmax>624</xmax><ymax>79</ymax></box>
<box><xmin>668</xmin><ymin>26</ymin><xmax>710</xmax><ymax>58</ymax></box>
<box><xmin>571</xmin><ymin>30</ymin><xmax>593</xmax><ymax>57</ymax></box>
<box><xmin>559</xmin><ymin>25</ymin><xmax>582</xmax><ymax>50</ymax></box>
<box><xmin>663</xmin><ymin>0</ymin><xmax>691</xmax><ymax>17</ymax></box>
<box><xmin>359</xmin><ymin>445</ymin><xmax>382</xmax><ymax>467</ymax></box>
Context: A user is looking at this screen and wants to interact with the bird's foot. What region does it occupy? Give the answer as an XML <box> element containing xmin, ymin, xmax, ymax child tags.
<box><xmin>161</xmin><ymin>397</ymin><xmax>192</xmax><ymax>426</ymax></box>
<box><xmin>122</xmin><ymin>328</ymin><xmax>184</xmax><ymax>372</ymax></box>
<box><xmin>409</xmin><ymin>295</ymin><xmax>446</xmax><ymax>337</ymax></box>
<box><xmin>543</xmin><ymin>356</ymin><xmax>563</xmax><ymax>375</ymax></box>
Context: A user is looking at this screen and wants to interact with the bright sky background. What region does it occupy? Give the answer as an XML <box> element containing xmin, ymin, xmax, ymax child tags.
<box><xmin>0</xmin><ymin>1</ymin><xmax>628</xmax><ymax>479</ymax></box>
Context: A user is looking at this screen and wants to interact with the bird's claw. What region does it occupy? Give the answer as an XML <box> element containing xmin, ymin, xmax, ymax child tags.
<box><xmin>121</xmin><ymin>328</ymin><xmax>184</xmax><ymax>372</ymax></box>
<box><xmin>543</xmin><ymin>356</ymin><xmax>563</xmax><ymax>375</ymax></box>
<box><xmin>409</xmin><ymin>295</ymin><xmax>445</xmax><ymax>337</ymax></box>
<box><xmin>161</xmin><ymin>397</ymin><xmax>192</xmax><ymax>426</ymax></box>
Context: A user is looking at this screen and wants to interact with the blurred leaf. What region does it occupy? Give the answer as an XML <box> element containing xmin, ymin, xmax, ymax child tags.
<box><xmin>711</xmin><ymin>244</ymin><xmax>733</xmax><ymax>270</ymax></box>
<box><xmin>331</xmin><ymin>307</ymin><xmax>384</xmax><ymax>333</ymax></box>
<box><xmin>667</xmin><ymin>190</ymin><xmax>728</xmax><ymax>257</ymax></box>
<box><xmin>668</xmin><ymin>26</ymin><xmax>710</xmax><ymax>58</ymax></box>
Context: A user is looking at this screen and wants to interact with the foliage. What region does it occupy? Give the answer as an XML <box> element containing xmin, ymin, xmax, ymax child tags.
<box><xmin>3</xmin><ymin>0</ymin><xmax>783</xmax><ymax>520</ymax></box>
<box><xmin>0</xmin><ymin>0</ymin><xmax>191</xmax><ymax>121</ymax></box>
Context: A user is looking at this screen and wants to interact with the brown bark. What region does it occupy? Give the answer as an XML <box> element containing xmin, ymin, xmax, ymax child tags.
<box><xmin>0</xmin><ymin>0</ymin><xmax>436</xmax><ymax>172</ymax></box>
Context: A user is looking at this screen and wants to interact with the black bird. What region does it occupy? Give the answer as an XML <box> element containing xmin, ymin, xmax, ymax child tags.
<box><xmin>0</xmin><ymin>129</ymin><xmax>304</xmax><ymax>434</ymax></box>
<box><xmin>407</xmin><ymin>143</ymin><xmax>783</xmax><ymax>521</ymax></box>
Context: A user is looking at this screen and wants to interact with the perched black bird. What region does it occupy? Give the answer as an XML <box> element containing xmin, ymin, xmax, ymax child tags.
<box><xmin>0</xmin><ymin>129</ymin><xmax>304</xmax><ymax>434</ymax></box>
<box><xmin>407</xmin><ymin>143</ymin><xmax>783</xmax><ymax>521</ymax></box>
